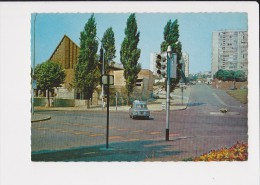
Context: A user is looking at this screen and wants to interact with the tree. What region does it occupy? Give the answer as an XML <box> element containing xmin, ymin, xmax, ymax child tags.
<box><xmin>234</xmin><ymin>70</ymin><xmax>247</xmax><ymax>82</ymax></box>
<box><xmin>74</xmin><ymin>14</ymin><xmax>100</xmax><ymax>105</ymax></box>
<box><xmin>161</xmin><ymin>19</ymin><xmax>182</xmax><ymax>92</ymax></box>
<box><xmin>215</xmin><ymin>69</ymin><xmax>235</xmax><ymax>81</ymax></box>
<box><xmin>34</xmin><ymin>60</ymin><xmax>65</xmax><ymax>107</ymax></box>
<box><xmin>100</xmin><ymin>27</ymin><xmax>116</xmax><ymax>74</ymax></box>
<box><xmin>120</xmin><ymin>13</ymin><xmax>141</xmax><ymax>104</ymax></box>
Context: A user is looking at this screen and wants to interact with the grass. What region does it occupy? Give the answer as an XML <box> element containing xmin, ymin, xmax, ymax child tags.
<box><xmin>226</xmin><ymin>89</ymin><xmax>248</xmax><ymax>104</ymax></box>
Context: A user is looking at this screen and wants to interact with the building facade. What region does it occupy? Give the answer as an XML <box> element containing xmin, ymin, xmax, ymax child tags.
<box><xmin>181</xmin><ymin>52</ymin><xmax>189</xmax><ymax>77</ymax></box>
<box><xmin>150</xmin><ymin>52</ymin><xmax>160</xmax><ymax>75</ymax></box>
<box><xmin>114</xmin><ymin>69</ymin><xmax>154</xmax><ymax>99</ymax></box>
<box><xmin>49</xmin><ymin>35</ymin><xmax>80</xmax><ymax>90</ymax></box>
<box><xmin>211</xmin><ymin>30</ymin><xmax>248</xmax><ymax>78</ymax></box>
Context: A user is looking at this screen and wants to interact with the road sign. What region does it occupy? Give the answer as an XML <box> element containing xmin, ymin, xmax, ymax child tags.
<box><xmin>169</xmin><ymin>53</ymin><xmax>177</xmax><ymax>79</ymax></box>
<box><xmin>102</xmin><ymin>75</ymin><xmax>114</xmax><ymax>85</ymax></box>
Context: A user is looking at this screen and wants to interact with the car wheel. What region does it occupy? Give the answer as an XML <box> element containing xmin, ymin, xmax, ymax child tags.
<box><xmin>146</xmin><ymin>116</ymin><xmax>149</xmax><ymax>120</ymax></box>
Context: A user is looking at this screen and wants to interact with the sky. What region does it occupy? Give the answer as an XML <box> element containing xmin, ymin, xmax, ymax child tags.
<box><xmin>31</xmin><ymin>13</ymin><xmax>247</xmax><ymax>74</ymax></box>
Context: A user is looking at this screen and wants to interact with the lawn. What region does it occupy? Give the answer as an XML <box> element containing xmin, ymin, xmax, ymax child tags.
<box><xmin>226</xmin><ymin>89</ymin><xmax>248</xmax><ymax>104</ymax></box>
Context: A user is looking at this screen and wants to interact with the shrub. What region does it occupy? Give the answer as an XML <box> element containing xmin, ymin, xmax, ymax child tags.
<box><xmin>194</xmin><ymin>142</ymin><xmax>248</xmax><ymax>161</ymax></box>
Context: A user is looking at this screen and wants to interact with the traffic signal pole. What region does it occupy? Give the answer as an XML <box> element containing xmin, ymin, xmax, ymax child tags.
<box><xmin>165</xmin><ymin>46</ymin><xmax>172</xmax><ymax>141</ymax></box>
<box><xmin>165</xmin><ymin>75</ymin><xmax>170</xmax><ymax>141</ymax></box>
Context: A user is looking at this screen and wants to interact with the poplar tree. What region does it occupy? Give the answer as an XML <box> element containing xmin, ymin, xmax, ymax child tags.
<box><xmin>120</xmin><ymin>13</ymin><xmax>141</xmax><ymax>104</ymax></box>
<box><xmin>100</xmin><ymin>27</ymin><xmax>116</xmax><ymax>74</ymax></box>
<box><xmin>161</xmin><ymin>19</ymin><xmax>183</xmax><ymax>91</ymax></box>
<box><xmin>74</xmin><ymin>14</ymin><xmax>100</xmax><ymax>102</ymax></box>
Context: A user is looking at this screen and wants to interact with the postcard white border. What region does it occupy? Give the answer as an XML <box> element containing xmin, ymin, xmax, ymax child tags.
<box><xmin>0</xmin><ymin>1</ymin><xmax>259</xmax><ymax>185</ymax></box>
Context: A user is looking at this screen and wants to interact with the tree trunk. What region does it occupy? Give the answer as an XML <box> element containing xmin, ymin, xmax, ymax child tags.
<box><xmin>87</xmin><ymin>99</ymin><xmax>90</xmax><ymax>108</ymax></box>
<box><xmin>47</xmin><ymin>89</ymin><xmax>50</xmax><ymax>107</ymax></box>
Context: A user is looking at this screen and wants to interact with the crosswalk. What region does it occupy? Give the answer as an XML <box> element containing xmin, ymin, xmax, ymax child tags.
<box><xmin>32</xmin><ymin>124</ymin><xmax>164</xmax><ymax>141</ymax></box>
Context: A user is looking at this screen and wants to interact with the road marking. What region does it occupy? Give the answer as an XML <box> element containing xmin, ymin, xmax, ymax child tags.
<box><xmin>83</xmin><ymin>152</ymin><xmax>96</xmax><ymax>155</ymax></box>
<box><xmin>149</xmin><ymin>131</ymin><xmax>162</xmax><ymax>135</ymax></box>
<box><xmin>132</xmin><ymin>130</ymin><xmax>144</xmax><ymax>133</ymax></box>
<box><xmin>53</xmin><ymin>128</ymin><xmax>64</xmax><ymax>131</ymax></box>
<box><xmin>36</xmin><ymin>127</ymin><xmax>49</xmax><ymax>130</ymax></box>
<box><xmin>213</xmin><ymin>93</ymin><xmax>227</xmax><ymax>106</ymax></box>
<box><xmin>117</xmin><ymin>128</ymin><xmax>129</xmax><ymax>131</ymax></box>
<box><xmin>210</xmin><ymin>112</ymin><xmax>240</xmax><ymax>115</ymax></box>
<box><xmin>109</xmin><ymin>136</ymin><xmax>123</xmax><ymax>140</ymax></box>
<box><xmin>74</xmin><ymin>131</ymin><xmax>89</xmax><ymax>135</ymax></box>
<box><xmin>89</xmin><ymin>133</ymin><xmax>104</xmax><ymax>137</ymax></box>
<box><xmin>59</xmin><ymin>130</ymin><xmax>69</xmax><ymax>133</ymax></box>
<box><xmin>92</xmin><ymin>125</ymin><xmax>104</xmax><ymax>128</ymax></box>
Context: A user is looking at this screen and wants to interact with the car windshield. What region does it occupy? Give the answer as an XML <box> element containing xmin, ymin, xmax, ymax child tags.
<box><xmin>134</xmin><ymin>103</ymin><xmax>147</xmax><ymax>108</ymax></box>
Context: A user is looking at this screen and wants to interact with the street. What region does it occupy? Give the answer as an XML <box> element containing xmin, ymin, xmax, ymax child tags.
<box><xmin>31</xmin><ymin>84</ymin><xmax>247</xmax><ymax>161</ymax></box>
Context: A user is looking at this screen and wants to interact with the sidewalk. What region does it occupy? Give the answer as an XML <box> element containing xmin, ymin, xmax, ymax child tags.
<box><xmin>32</xmin><ymin>86</ymin><xmax>191</xmax><ymax>121</ymax></box>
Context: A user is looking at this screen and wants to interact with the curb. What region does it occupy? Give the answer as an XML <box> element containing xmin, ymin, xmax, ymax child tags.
<box><xmin>31</xmin><ymin>114</ymin><xmax>51</xmax><ymax>123</ymax></box>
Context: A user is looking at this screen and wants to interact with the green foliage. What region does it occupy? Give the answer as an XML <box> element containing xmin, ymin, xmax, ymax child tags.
<box><xmin>74</xmin><ymin>14</ymin><xmax>100</xmax><ymax>99</ymax></box>
<box><xmin>34</xmin><ymin>60</ymin><xmax>65</xmax><ymax>91</ymax></box>
<box><xmin>101</xmin><ymin>27</ymin><xmax>116</xmax><ymax>74</ymax></box>
<box><xmin>161</xmin><ymin>19</ymin><xmax>182</xmax><ymax>92</ymax></box>
<box><xmin>215</xmin><ymin>69</ymin><xmax>247</xmax><ymax>82</ymax></box>
<box><xmin>234</xmin><ymin>70</ymin><xmax>247</xmax><ymax>82</ymax></box>
<box><xmin>120</xmin><ymin>13</ymin><xmax>141</xmax><ymax>102</ymax></box>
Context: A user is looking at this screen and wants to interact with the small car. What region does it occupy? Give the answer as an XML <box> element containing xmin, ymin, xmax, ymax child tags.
<box><xmin>129</xmin><ymin>100</ymin><xmax>150</xmax><ymax>119</ymax></box>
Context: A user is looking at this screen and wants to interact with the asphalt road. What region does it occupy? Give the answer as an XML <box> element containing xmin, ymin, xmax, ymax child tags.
<box><xmin>31</xmin><ymin>84</ymin><xmax>247</xmax><ymax>161</ymax></box>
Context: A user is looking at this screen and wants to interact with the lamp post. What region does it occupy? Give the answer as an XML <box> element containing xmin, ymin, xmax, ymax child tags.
<box><xmin>233</xmin><ymin>63</ymin><xmax>236</xmax><ymax>89</ymax></box>
<box><xmin>165</xmin><ymin>45</ymin><xmax>172</xmax><ymax>141</ymax></box>
<box><xmin>32</xmin><ymin>13</ymin><xmax>37</xmax><ymax>115</ymax></box>
<box><xmin>95</xmin><ymin>35</ymin><xmax>105</xmax><ymax>110</ymax></box>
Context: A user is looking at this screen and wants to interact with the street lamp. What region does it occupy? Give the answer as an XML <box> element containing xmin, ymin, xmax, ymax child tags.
<box><xmin>95</xmin><ymin>35</ymin><xmax>105</xmax><ymax>110</ymax></box>
<box><xmin>165</xmin><ymin>45</ymin><xmax>172</xmax><ymax>141</ymax></box>
<box><xmin>32</xmin><ymin>13</ymin><xmax>37</xmax><ymax>115</ymax></box>
<box><xmin>233</xmin><ymin>63</ymin><xmax>236</xmax><ymax>90</ymax></box>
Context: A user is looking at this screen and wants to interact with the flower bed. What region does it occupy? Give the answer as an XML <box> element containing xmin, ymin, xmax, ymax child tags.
<box><xmin>194</xmin><ymin>142</ymin><xmax>248</xmax><ymax>161</ymax></box>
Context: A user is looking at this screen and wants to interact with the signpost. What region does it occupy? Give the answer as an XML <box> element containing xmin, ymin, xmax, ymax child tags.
<box><xmin>165</xmin><ymin>46</ymin><xmax>177</xmax><ymax>141</ymax></box>
<box><xmin>102</xmin><ymin>75</ymin><xmax>114</xmax><ymax>149</ymax></box>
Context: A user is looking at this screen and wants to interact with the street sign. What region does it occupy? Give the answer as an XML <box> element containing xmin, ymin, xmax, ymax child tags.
<box><xmin>169</xmin><ymin>53</ymin><xmax>177</xmax><ymax>79</ymax></box>
<box><xmin>102</xmin><ymin>75</ymin><xmax>114</xmax><ymax>85</ymax></box>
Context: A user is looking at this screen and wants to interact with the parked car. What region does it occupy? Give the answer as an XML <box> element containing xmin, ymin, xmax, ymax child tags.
<box><xmin>129</xmin><ymin>100</ymin><xmax>150</xmax><ymax>119</ymax></box>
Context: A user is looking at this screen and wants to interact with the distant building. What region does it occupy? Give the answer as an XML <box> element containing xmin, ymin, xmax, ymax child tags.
<box><xmin>211</xmin><ymin>30</ymin><xmax>248</xmax><ymax>78</ymax></box>
<box><xmin>150</xmin><ymin>52</ymin><xmax>160</xmax><ymax>75</ymax></box>
<box><xmin>181</xmin><ymin>52</ymin><xmax>189</xmax><ymax>77</ymax></box>
<box><xmin>114</xmin><ymin>69</ymin><xmax>154</xmax><ymax>99</ymax></box>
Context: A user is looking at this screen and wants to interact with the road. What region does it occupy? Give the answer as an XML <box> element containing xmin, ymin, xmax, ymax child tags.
<box><xmin>31</xmin><ymin>84</ymin><xmax>247</xmax><ymax>161</ymax></box>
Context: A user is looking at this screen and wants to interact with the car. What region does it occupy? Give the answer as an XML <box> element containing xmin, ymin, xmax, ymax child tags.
<box><xmin>129</xmin><ymin>100</ymin><xmax>150</xmax><ymax>119</ymax></box>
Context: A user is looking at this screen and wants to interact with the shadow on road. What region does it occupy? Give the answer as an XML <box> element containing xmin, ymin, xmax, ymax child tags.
<box><xmin>187</xmin><ymin>102</ymin><xmax>205</xmax><ymax>107</ymax></box>
<box><xmin>31</xmin><ymin>140</ymin><xmax>183</xmax><ymax>162</ymax></box>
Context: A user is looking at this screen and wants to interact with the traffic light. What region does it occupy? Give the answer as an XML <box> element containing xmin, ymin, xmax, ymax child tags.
<box><xmin>156</xmin><ymin>53</ymin><xmax>167</xmax><ymax>78</ymax></box>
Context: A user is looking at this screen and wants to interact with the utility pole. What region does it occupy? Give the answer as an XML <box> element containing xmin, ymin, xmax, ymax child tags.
<box><xmin>32</xmin><ymin>13</ymin><xmax>37</xmax><ymax>115</ymax></box>
<box><xmin>165</xmin><ymin>46</ymin><xmax>172</xmax><ymax>141</ymax></box>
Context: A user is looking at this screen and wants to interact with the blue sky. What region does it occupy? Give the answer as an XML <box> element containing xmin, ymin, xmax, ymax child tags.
<box><xmin>31</xmin><ymin>13</ymin><xmax>247</xmax><ymax>74</ymax></box>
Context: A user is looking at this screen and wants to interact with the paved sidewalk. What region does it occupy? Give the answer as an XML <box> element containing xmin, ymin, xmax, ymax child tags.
<box><xmin>32</xmin><ymin>86</ymin><xmax>191</xmax><ymax>121</ymax></box>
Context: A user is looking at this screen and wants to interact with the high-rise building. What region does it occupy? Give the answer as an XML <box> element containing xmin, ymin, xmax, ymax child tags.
<box><xmin>211</xmin><ymin>30</ymin><xmax>248</xmax><ymax>78</ymax></box>
<box><xmin>150</xmin><ymin>52</ymin><xmax>160</xmax><ymax>75</ymax></box>
<box><xmin>181</xmin><ymin>52</ymin><xmax>189</xmax><ymax>77</ymax></box>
